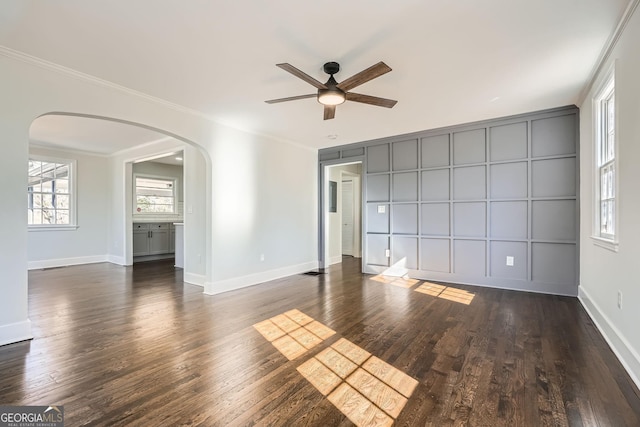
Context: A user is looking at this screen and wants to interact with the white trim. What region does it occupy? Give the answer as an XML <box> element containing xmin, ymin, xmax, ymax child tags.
<box><xmin>578</xmin><ymin>0</ymin><xmax>640</xmax><ymax>104</ymax></box>
<box><xmin>28</xmin><ymin>155</ymin><xmax>77</xmax><ymax>228</ymax></box>
<box><xmin>590</xmin><ymin>235</ymin><xmax>619</xmax><ymax>252</ymax></box>
<box><xmin>107</xmin><ymin>255</ymin><xmax>128</xmax><ymax>266</ymax></box>
<box><xmin>28</xmin><ymin>225</ymin><xmax>79</xmax><ymax>232</ymax></box>
<box><xmin>27</xmin><ymin>255</ymin><xmax>108</xmax><ymax>270</ymax></box>
<box><xmin>329</xmin><ymin>256</ymin><xmax>343</xmax><ymax>265</ymax></box>
<box><xmin>578</xmin><ymin>287</ymin><xmax>640</xmax><ymax>391</ymax></box>
<box><xmin>183</xmin><ymin>273</ymin><xmax>205</xmax><ymax>287</ymax></box>
<box><xmin>0</xmin><ymin>320</ymin><xmax>33</xmax><ymax>347</ymax></box>
<box><xmin>592</xmin><ymin>64</ymin><xmax>618</xmax><ymax>243</ymax></box>
<box><xmin>0</xmin><ymin>45</ymin><xmax>315</xmax><ymax>153</ymax></box>
<box><xmin>133</xmin><ymin>173</ymin><xmax>178</xmax><ymax>216</ymax></box>
<box><xmin>204</xmin><ymin>261</ymin><xmax>319</xmax><ymax>295</ymax></box>
<box><xmin>0</xmin><ymin>45</ymin><xmax>211</xmax><ymax>121</ymax></box>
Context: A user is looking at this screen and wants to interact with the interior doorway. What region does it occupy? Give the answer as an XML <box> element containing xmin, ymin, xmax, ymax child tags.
<box><xmin>324</xmin><ymin>162</ymin><xmax>362</xmax><ymax>266</ymax></box>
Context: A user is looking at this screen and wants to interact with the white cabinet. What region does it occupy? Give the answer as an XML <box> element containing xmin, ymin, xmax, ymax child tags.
<box><xmin>133</xmin><ymin>223</ymin><xmax>172</xmax><ymax>256</ymax></box>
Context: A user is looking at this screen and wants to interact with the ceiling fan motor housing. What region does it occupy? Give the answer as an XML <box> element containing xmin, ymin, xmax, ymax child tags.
<box><xmin>323</xmin><ymin>62</ymin><xmax>340</xmax><ymax>75</ymax></box>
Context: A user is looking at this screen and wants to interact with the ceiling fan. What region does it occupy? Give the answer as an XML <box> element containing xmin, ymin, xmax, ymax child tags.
<box><xmin>265</xmin><ymin>61</ymin><xmax>397</xmax><ymax>120</ymax></box>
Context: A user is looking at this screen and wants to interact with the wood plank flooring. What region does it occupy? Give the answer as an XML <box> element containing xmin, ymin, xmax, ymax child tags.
<box><xmin>0</xmin><ymin>257</ymin><xmax>639</xmax><ymax>426</ymax></box>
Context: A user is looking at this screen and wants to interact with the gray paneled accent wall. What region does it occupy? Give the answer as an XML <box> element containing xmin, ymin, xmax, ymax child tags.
<box><xmin>319</xmin><ymin>106</ymin><xmax>579</xmax><ymax>296</ymax></box>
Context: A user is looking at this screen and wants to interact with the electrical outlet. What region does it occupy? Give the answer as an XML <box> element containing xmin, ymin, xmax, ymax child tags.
<box><xmin>385</xmin><ymin>249</ymin><xmax>390</xmax><ymax>258</ymax></box>
<box><xmin>617</xmin><ymin>291</ymin><xmax>622</xmax><ymax>309</ymax></box>
<box><xmin>506</xmin><ymin>256</ymin><xmax>514</xmax><ymax>266</ymax></box>
<box><xmin>378</xmin><ymin>205</ymin><xmax>386</xmax><ymax>214</ymax></box>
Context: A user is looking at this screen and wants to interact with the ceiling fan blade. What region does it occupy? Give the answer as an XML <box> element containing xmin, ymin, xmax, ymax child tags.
<box><xmin>337</xmin><ymin>62</ymin><xmax>392</xmax><ymax>92</ymax></box>
<box><xmin>265</xmin><ymin>94</ymin><xmax>317</xmax><ymax>104</ymax></box>
<box><xmin>346</xmin><ymin>92</ymin><xmax>397</xmax><ymax>108</ymax></box>
<box><xmin>324</xmin><ymin>105</ymin><xmax>336</xmax><ymax>120</ymax></box>
<box><xmin>277</xmin><ymin>63</ymin><xmax>327</xmax><ymax>89</ymax></box>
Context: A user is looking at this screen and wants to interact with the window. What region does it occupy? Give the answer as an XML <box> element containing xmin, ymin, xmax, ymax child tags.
<box><xmin>28</xmin><ymin>157</ymin><xmax>76</xmax><ymax>228</ymax></box>
<box><xmin>134</xmin><ymin>176</ymin><xmax>176</xmax><ymax>214</ymax></box>
<box><xmin>594</xmin><ymin>71</ymin><xmax>617</xmax><ymax>247</ymax></box>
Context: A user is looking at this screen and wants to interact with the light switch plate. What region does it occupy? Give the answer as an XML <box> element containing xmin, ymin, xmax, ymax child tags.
<box><xmin>506</xmin><ymin>256</ymin><xmax>514</xmax><ymax>266</ymax></box>
<box><xmin>378</xmin><ymin>205</ymin><xmax>386</xmax><ymax>214</ymax></box>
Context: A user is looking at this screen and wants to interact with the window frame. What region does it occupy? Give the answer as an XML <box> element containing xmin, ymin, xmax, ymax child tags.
<box><xmin>28</xmin><ymin>155</ymin><xmax>78</xmax><ymax>231</ymax></box>
<box><xmin>133</xmin><ymin>173</ymin><xmax>177</xmax><ymax>216</ymax></box>
<box><xmin>591</xmin><ymin>67</ymin><xmax>618</xmax><ymax>251</ymax></box>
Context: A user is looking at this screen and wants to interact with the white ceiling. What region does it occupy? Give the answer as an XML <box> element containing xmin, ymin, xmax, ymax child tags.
<box><xmin>1</xmin><ymin>0</ymin><xmax>631</xmax><ymax>152</ymax></box>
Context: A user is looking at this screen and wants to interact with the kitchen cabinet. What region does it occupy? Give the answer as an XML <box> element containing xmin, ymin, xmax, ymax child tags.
<box><xmin>133</xmin><ymin>223</ymin><xmax>172</xmax><ymax>256</ymax></box>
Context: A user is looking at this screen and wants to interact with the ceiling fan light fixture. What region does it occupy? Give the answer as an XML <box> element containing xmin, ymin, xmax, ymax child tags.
<box><xmin>317</xmin><ymin>89</ymin><xmax>346</xmax><ymax>106</ymax></box>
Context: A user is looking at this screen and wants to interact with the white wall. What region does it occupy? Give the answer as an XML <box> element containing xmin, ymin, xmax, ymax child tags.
<box><xmin>579</xmin><ymin>3</ymin><xmax>640</xmax><ymax>388</ymax></box>
<box><xmin>27</xmin><ymin>146</ymin><xmax>109</xmax><ymax>268</ymax></box>
<box><xmin>206</xmin><ymin>125</ymin><xmax>318</xmax><ymax>293</ymax></box>
<box><xmin>0</xmin><ymin>50</ymin><xmax>318</xmax><ymax>345</ymax></box>
<box><xmin>183</xmin><ymin>145</ymin><xmax>207</xmax><ymax>285</ymax></box>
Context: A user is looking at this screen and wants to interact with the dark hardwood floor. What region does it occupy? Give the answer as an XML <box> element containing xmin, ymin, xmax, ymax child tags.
<box><xmin>0</xmin><ymin>257</ymin><xmax>639</xmax><ymax>426</ymax></box>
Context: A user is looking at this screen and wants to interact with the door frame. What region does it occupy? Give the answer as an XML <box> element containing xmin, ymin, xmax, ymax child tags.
<box><xmin>318</xmin><ymin>158</ymin><xmax>364</xmax><ymax>270</ymax></box>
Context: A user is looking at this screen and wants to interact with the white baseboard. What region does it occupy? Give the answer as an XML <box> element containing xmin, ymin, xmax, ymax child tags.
<box><xmin>107</xmin><ymin>254</ymin><xmax>128</xmax><ymax>266</ymax></box>
<box><xmin>578</xmin><ymin>286</ymin><xmax>640</xmax><ymax>390</ymax></box>
<box><xmin>184</xmin><ymin>272</ymin><xmax>205</xmax><ymax>287</ymax></box>
<box><xmin>28</xmin><ymin>255</ymin><xmax>108</xmax><ymax>270</ymax></box>
<box><xmin>0</xmin><ymin>319</ymin><xmax>32</xmax><ymax>347</ymax></box>
<box><xmin>329</xmin><ymin>256</ymin><xmax>343</xmax><ymax>265</ymax></box>
<box><xmin>204</xmin><ymin>261</ymin><xmax>319</xmax><ymax>296</ymax></box>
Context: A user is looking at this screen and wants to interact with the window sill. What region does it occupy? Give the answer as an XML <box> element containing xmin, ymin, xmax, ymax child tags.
<box><xmin>590</xmin><ymin>236</ymin><xmax>619</xmax><ymax>252</ymax></box>
<box><xmin>29</xmin><ymin>225</ymin><xmax>79</xmax><ymax>232</ymax></box>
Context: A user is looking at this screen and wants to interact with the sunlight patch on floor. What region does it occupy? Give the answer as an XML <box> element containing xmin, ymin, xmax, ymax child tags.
<box><xmin>414</xmin><ymin>282</ymin><xmax>475</xmax><ymax>305</ymax></box>
<box><xmin>253</xmin><ymin>309</ymin><xmax>335</xmax><ymax>360</ymax></box>
<box><xmin>371</xmin><ymin>274</ymin><xmax>421</xmax><ymax>288</ymax></box>
<box><xmin>298</xmin><ymin>338</ymin><xmax>418</xmax><ymax>426</ymax></box>
<box><xmin>255</xmin><ymin>311</ymin><xmax>419</xmax><ymax>426</ymax></box>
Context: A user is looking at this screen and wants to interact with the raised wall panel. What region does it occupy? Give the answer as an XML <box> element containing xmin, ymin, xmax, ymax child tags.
<box><xmin>367</xmin><ymin>144</ymin><xmax>390</xmax><ymax>173</ymax></box>
<box><xmin>453</xmin><ymin>202</ymin><xmax>486</xmax><ymax>237</ymax></box>
<box><xmin>453</xmin><ymin>166</ymin><xmax>486</xmax><ymax>200</ymax></box>
<box><xmin>320</xmin><ymin>151</ymin><xmax>340</xmax><ymax>161</ymax></box>
<box><xmin>531</xmin><ymin>115</ymin><xmax>576</xmax><ymax>158</ymax></box>
<box><xmin>393</xmin><ymin>139</ymin><xmax>419</xmax><ymax>171</ymax></box>
<box><xmin>532</xmin><ymin>158</ymin><xmax>576</xmax><ymax>198</ymax></box>
<box><xmin>532</xmin><ymin>200</ymin><xmax>576</xmax><ymax>241</ymax></box>
<box><xmin>490</xmin><ymin>241</ymin><xmax>527</xmax><ymax>280</ymax></box>
<box><xmin>421</xmin><ymin>203</ymin><xmax>450</xmax><ymax>236</ymax></box>
<box><xmin>490</xmin><ymin>122</ymin><xmax>528</xmax><ymax>161</ymax></box>
<box><xmin>392</xmin><ymin>204</ymin><xmax>418</xmax><ymax>235</ymax></box>
<box><xmin>453</xmin><ymin>129</ymin><xmax>486</xmax><ymax>165</ymax></box>
<box><xmin>490</xmin><ymin>162</ymin><xmax>528</xmax><ymax>199</ymax></box>
<box><xmin>367</xmin><ymin>235</ymin><xmax>390</xmax><ymax>266</ymax></box>
<box><xmin>421</xmin><ymin>134</ymin><xmax>450</xmax><ymax>168</ymax></box>
<box><xmin>393</xmin><ymin>172</ymin><xmax>418</xmax><ymax>202</ymax></box>
<box><xmin>491</xmin><ymin>201</ymin><xmax>527</xmax><ymax>239</ymax></box>
<box><xmin>420</xmin><ymin>239</ymin><xmax>450</xmax><ymax>272</ymax></box>
<box><xmin>367</xmin><ymin>203</ymin><xmax>389</xmax><ymax>233</ymax></box>
<box><xmin>322</xmin><ymin>107</ymin><xmax>579</xmax><ymax>296</ymax></box>
<box><xmin>454</xmin><ymin>240</ymin><xmax>486</xmax><ymax>276</ymax></box>
<box><xmin>532</xmin><ymin>243</ymin><xmax>576</xmax><ymax>284</ymax></box>
<box><xmin>393</xmin><ymin>237</ymin><xmax>418</xmax><ymax>269</ymax></box>
<box><xmin>343</xmin><ymin>147</ymin><xmax>365</xmax><ymax>158</ymax></box>
<box><xmin>366</xmin><ymin>174</ymin><xmax>389</xmax><ymax>202</ymax></box>
<box><xmin>421</xmin><ymin>169</ymin><xmax>450</xmax><ymax>201</ymax></box>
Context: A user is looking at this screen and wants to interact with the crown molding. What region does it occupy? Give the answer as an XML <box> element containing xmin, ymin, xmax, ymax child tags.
<box><xmin>578</xmin><ymin>0</ymin><xmax>640</xmax><ymax>104</ymax></box>
<box><xmin>0</xmin><ymin>45</ymin><xmax>315</xmax><ymax>152</ymax></box>
<box><xmin>0</xmin><ymin>45</ymin><xmax>213</xmax><ymax>121</ymax></box>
